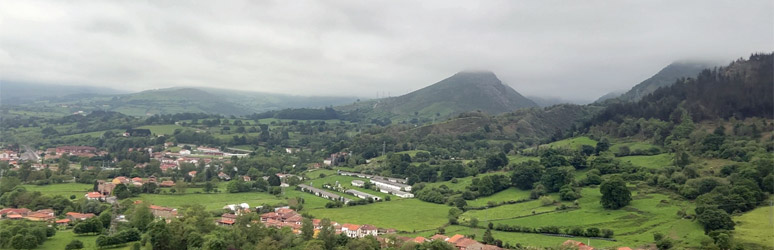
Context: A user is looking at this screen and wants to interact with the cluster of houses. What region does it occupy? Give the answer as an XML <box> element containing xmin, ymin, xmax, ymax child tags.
<box><xmin>0</xmin><ymin>208</ymin><xmax>97</xmax><ymax>227</ymax></box>
<box><xmin>177</xmin><ymin>145</ymin><xmax>247</xmax><ymax>158</ymax></box>
<box><xmin>342</xmin><ymin>171</ymin><xmax>415</xmax><ymax>198</ymax></box>
<box><xmin>253</xmin><ymin>207</ymin><xmax>390</xmax><ymax>237</ymax></box>
<box><xmin>45</xmin><ymin>146</ymin><xmax>105</xmax><ymax>158</ymax></box>
<box><xmin>92</xmin><ymin>176</ymin><xmax>176</xmax><ymax>200</ymax></box>
<box><xmin>243</xmin><ymin>208</ymin><xmax>502</xmax><ymax>250</ymax></box>
<box><xmin>394</xmin><ymin>234</ymin><xmax>503</xmax><ymax>250</ymax></box>
<box><xmin>561</xmin><ymin>240</ymin><xmax>641</xmax><ymax>250</ymax></box>
<box><xmin>0</xmin><ymin>149</ymin><xmax>20</xmax><ymax>164</ymax></box>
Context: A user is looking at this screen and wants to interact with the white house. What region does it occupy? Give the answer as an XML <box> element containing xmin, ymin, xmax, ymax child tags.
<box><xmin>358</xmin><ymin>225</ymin><xmax>378</xmax><ymax>237</ymax></box>
<box><xmin>179</xmin><ymin>149</ymin><xmax>191</xmax><ymax>155</ymax></box>
<box><xmin>351</xmin><ymin>180</ymin><xmax>365</xmax><ymax>187</ymax></box>
<box><xmin>341</xmin><ymin>224</ymin><xmax>360</xmax><ymax>238</ymax></box>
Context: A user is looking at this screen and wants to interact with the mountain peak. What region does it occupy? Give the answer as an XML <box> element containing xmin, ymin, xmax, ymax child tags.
<box><xmin>454</xmin><ymin>70</ymin><xmax>496</xmax><ymax>76</ymax></box>
<box><xmin>372</xmin><ymin>71</ymin><xmax>537</xmax><ymax>117</ymax></box>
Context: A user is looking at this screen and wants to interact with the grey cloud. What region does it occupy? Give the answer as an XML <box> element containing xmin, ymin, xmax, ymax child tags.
<box><xmin>0</xmin><ymin>0</ymin><xmax>771</xmax><ymax>100</ymax></box>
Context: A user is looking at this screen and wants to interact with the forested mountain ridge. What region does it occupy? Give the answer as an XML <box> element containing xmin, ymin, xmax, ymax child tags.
<box><xmin>597</xmin><ymin>61</ymin><xmax>719</xmax><ymax>103</ymax></box>
<box><xmin>591</xmin><ymin>53</ymin><xmax>773</xmax><ymax>125</ymax></box>
<box><xmin>348</xmin><ymin>104</ymin><xmax>600</xmax><ymax>158</ymax></box>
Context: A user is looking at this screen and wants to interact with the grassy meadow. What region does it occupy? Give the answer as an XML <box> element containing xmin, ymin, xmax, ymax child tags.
<box><xmin>306</xmin><ymin>199</ymin><xmax>448</xmax><ymax>232</ymax></box>
<box><xmin>22</xmin><ymin>183</ymin><xmax>93</xmax><ymax>198</ymax></box>
<box><xmin>734</xmin><ymin>204</ymin><xmax>774</xmax><ymax>249</ymax></box>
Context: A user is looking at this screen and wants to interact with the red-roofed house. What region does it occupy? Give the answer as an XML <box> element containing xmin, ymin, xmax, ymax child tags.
<box><xmin>86</xmin><ymin>192</ymin><xmax>105</xmax><ymax>201</ymax></box>
<box><xmin>455</xmin><ymin>238</ymin><xmax>485</xmax><ymax>250</ymax></box>
<box><xmin>413</xmin><ymin>236</ymin><xmax>428</xmax><ymax>244</ymax></box>
<box><xmin>26</xmin><ymin>209</ymin><xmax>55</xmax><ymax>221</ymax></box>
<box><xmin>159</xmin><ymin>180</ymin><xmax>175</xmax><ymax>187</ymax></box>
<box><xmin>0</xmin><ymin>208</ymin><xmax>31</xmax><ymax>219</ymax></box>
<box><xmin>66</xmin><ymin>212</ymin><xmax>96</xmax><ymax>221</ymax></box>
<box><xmin>217</xmin><ymin>213</ymin><xmax>237</xmax><ymax>226</ymax></box>
<box><xmin>149</xmin><ymin>205</ymin><xmax>177</xmax><ymax>219</ymax></box>
<box><xmin>447</xmin><ymin>234</ymin><xmax>465</xmax><ymax>244</ymax></box>
<box><xmin>563</xmin><ymin>240</ymin><xmax>594</xmax><ymax>250</ymax></box>
<box><xmin>56</xmin><ymin>218</ymin><xmax>71</xmax><ymax>226</ymax></box>
<box><xmin>341</xmin><ymin>224</ymin><xmax>360</xmax><ymax>238</ymax></box>
<box><xmin>431</xmin><ymin>234</ymin><xmax>449</xmax><ymax>241</ymax></box>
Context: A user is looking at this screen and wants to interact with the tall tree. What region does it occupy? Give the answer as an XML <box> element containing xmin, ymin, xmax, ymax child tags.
<box><xmin>600</xmin><ymin>177</ymin><xmax>631</xmax><ymax>209</ymax></box>
<box><xmin>130</xmin><ymin>204</ymin><xmax>154</xmax><ymax>232</ymax></box>
<box><xmin>301</xmin><ymin>218</ymin><xmax>314</xmax><ymax>240</ymax></box>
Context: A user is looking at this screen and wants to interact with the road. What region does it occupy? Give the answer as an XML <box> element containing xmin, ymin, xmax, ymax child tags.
<box><xmin>20</xmin><ymin>145</ymin><xmax>41</xmax><ymax>162</ymax></box>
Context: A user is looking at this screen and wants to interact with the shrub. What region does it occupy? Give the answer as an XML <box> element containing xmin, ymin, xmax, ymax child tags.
<box><xmin>539</xmin><ymin>196</ymin><xmax>555</xmax><ymax>206</ymax></box>
<box><xmin>65</xmin><ymin>240</ymin><xmax>84</xmax><ymax>250</ymax></box>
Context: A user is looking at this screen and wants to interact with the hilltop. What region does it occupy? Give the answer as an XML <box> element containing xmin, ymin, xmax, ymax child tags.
<box><xmin>339</xmin><ymin>71</ymin><xmax>538</xmax><ymax>122</ymax></box>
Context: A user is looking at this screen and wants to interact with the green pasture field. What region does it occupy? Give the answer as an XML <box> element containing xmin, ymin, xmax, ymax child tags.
<box><xmin>21</xmin><ymin>183</ymin><xmax>93</xmax><ymax>198</ymax></box>
<box><xmin>461</xmin><ymin>195</ymin><xmax>561</xmax><ymax>222</ymax></box>
<box><xmin>610</xmin><ymin>141</ymin><xmax>661</xmax><ymax>153</ymax></box>
<box><xmin>307</xmin><ymin>199</ymin><xmax>448</xmax><ymax>232</ymax></box>
<box><xmin>133</xmin><ymin>191</ymin><xmax>286</xmax><ymax>210</ymax></box>
<box><xmin>137</xmin><ymin>124</ymin><xmax>185</xmax><ymax>135</ymax></box>
<box><xmin>34</xmin><ymin>230</ymin><xmax>132</xmax><ymax>250</ymax></box>
<box><xmin>423</xmin><ymin>172</ymin><xmax>507</xmax><ymax>192</ymax></box>
<box><xmin>465</xmin><ymin>187</ymin><xmax>532</xmax><ymax>207</ymax></box>
<box><xmin>542</xmin><ymin>136</ymin><xmax>598</xmax><ymax>150</ymax></box>
<box><xmin>617</xmin><ymin>154</ymin><xmax>673</xmax><ymax>169</ymax></box>
<box><xmin>734</xmin><ymin>204</ymin><xmax>774</xmax><ymax>249</ymax></box>
<box><xmin>488</xmin><ymin>187</ymin><xmax>706</xmax><ymax>248</ymax></box>
<box><xmin>507</xmin><ymin>155</ymin><xmax>539</xmax><ymax>165</ymax></box>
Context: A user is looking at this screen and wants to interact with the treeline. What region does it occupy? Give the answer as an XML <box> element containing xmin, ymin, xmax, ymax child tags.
<box><xmin>492</xmin><ymin>223</ymin><xmax>614</xmax><ymax>238</ymax></box>
<box><xmin>0</xmin><ymin>220</ymin><xmax>57</xmax><ymax>249</ymax></box>
<box><xmin>247</xmin><ymin>107</ymin><xmax>341</xmax><ymax>120</ymax></box>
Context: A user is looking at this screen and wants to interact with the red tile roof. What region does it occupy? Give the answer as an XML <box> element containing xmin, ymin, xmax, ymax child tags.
<box><xmin>431</xmin><ymin>234</ymin><xmax>449</xmax><ymax>241</ymax></box>
<box><xmin>342</xmin><ymin>223</ymin><xmax>360</xmax><ymax>231</ymax></box>
<box><xmin>86</xmin><ymin>192</ymin><xmax>104</xmax><ymax>198</ymax></box>
<box><xmin>447</xmin><ymin>234</ymin><xmax>465</xmax><ymax>243</ymax></box>
<box><xmin>413</xmin><ymin>236</ymin><xmax>427</xmax><ymax>243</ymax></box>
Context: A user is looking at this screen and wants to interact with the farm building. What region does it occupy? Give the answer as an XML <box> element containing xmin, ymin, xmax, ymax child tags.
<box><xmin>345</xmin><ymin>189</ymin><xmax>381</xmax><ymax>201</ymax></box>
<box><xmin>370</xmin><ymin>179</ymin><xmax>412</xmax><ymax>192</ymax></box>
<box><xmin>298</xmin><ymin>184</ymin><xmax>352</xmax><ymax>204</ymax></box>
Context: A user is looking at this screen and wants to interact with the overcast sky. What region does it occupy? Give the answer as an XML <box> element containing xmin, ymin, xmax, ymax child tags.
<box><xmin>1</xmin><ymin>0</ymin><xmax>772</xmax><ymax>101</ymax></box>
